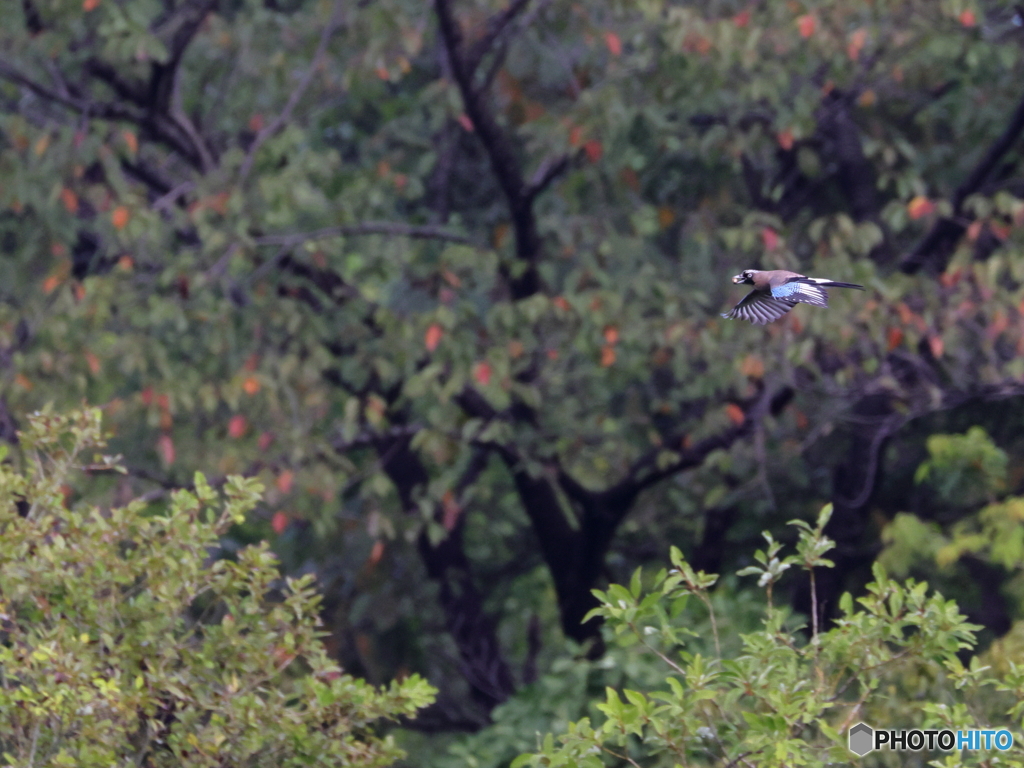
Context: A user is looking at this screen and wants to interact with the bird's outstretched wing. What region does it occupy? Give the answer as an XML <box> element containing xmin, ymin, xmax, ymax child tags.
<box><xmin>721</xmin><ymin>290</ymin><xmax>798</xmax><ymax>324</ymax></box>
<box><xmin>769</xmin><ymin>280</ymin><xmax>829</xmax><ymax>307</ymax></box>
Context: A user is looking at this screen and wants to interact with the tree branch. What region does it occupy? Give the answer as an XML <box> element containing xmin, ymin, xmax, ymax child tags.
<box><xmin>434</xmin><ymin>0</ymin><xmax>542</xmax><ymax>298</ymax></box>
<box><xmin>464</xmin><ymin>0</ymin><xmax>533</xmax><ymax>76</ymax></box>
<box><xmin>901</xmin><ymin>86</ymin><xmax>1024</xmax><ymax>273</ymax></box>
<box><xmin>255</xmin><ymin>222</ymin><xmax>479</xmax><ymax>247</ymax></box>
<box><xmin>238</xmin><ymin>0</ymin><xmax>344</xmax><ymax>183</ymax></box>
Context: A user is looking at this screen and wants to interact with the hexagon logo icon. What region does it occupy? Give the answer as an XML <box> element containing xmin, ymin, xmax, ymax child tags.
<box><xmin>849</xmin><ymin>722</ymin><xmax>874</xmax><ymax>756</ymax></box>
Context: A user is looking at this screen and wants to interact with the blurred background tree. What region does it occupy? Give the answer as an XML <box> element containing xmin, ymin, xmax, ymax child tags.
<box><xmin>4</xmin><ymin>0</ymin><xmax>1024</xmax><ymax>761</ymax></box>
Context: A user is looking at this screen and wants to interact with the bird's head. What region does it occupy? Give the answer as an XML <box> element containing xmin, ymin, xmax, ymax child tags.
<box><xmin>732</xmin><ymin>270</ymin><xmax>755</xmax><ymax>285</ymax></box>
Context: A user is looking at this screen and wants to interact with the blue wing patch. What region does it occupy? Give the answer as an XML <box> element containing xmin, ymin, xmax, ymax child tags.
<box><xmin>771</xmin><ymin>281</ymin><xmax>828</xmax><ymax>307</ymax></box>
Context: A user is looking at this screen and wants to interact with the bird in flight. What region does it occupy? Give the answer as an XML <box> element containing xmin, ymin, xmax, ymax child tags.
<box><xmin>722</xmin><ymin>269</ymin><xmax>864</xmax><ymax>325</ymax></box>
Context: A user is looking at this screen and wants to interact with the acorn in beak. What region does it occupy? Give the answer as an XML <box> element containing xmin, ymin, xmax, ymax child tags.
<box><xmin>732</xmin><ymin>274</ymin><xmax>745</xmax><ymax>284</ymax></box>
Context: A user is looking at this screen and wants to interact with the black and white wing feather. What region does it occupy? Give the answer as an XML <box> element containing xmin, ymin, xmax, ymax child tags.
<box><xmin>721</xmin><ymin>290</ymin><xmax>798</xmax><ymax>325</ymax></box>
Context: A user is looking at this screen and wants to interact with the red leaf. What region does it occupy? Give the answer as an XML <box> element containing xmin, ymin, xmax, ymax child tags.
<box><xmin>959</xmin><ymin>9</ymin><xmax>976</xmax><ymax>27</ymax></box>
<box><xmin>368</xmin><ymin>540</ymin><xmax>385</xmax><ymax>566</ymax></box>
<box><xmin>733</xmin><ymin>10</ymin><xmax>751</xmax><ymax>27</ymax></box>
<box><xmin>228</xmin><ymin>415</ymin><xmax>248</xmax><ymax>439</ymax></box>
<box><xmin>796</xmin><ymin>14</ymin><xmax>816</xmax><ymax>38</ymax></box>
<box><xmin>907</xmin><ymin>196</ymin><xmax>935</xmax><ymax>220</ymax></box>
<box><xmin>271</xmin><ymin>511</ymin><xmax>289</xmax><ymax>535</ymax></box>
<box><xmin>761</xmin><ymin>227</ymin><xmax>780</xmax><ymax>251</ymax></box>
<box><xmin>157</xmin><ymin>435</ymin><xmax>175</xmax><ymax>466</ymax></box>
<box><xmin>887</xmin><ymin>327</ymin><xmax>904</xmax><ymax>351</ymax></box>
<box><xmin>258</xmin><ymin>431</ymin><xmax>275</xmax><ymax>451</ymax></box>
<box><xmin>604</xmin><ymin>31</ymin><xmax>622</xmax><ymax>56</ymax></box>
<box><xmin>457</xmin><ymin>113</ymin><xmax>474</xmax><ymax>132</ymax></box>
<box><xmin>777</xmin><ymin>129</ymin><xmax>794</xmax><ymax>151</ymax></box>
<box><xmin>111</xmin><ymin>206</ymin><xmax>130</xmax><ymax>230</ymax></box>
<box><xmin>60</xmin><ymin>187</ymin><xmax>79</xmax><ymax>214</ymax></box>
<box><xmin>276</xmin><ymin>470</ymin><xmax>294</xmax><ymax>494</ymax></box>
<box><xmin>600</xmin><ymin>345</ymin><xmax>616</xmax><ymax>367</ymax></box>
<box><xmin>603</xmin><ymin>325</ymin><xmax>619</xmax><ymax>345</ymax></box>
<box><xmin>584</xmin><ymin>139</ymin><xmax>602</xmax><ymax>163</ymax></box>
<box><xmin>425</xmin><ymin>323</ymin><xmax>443</xmax><ymax>352</ymax></box>
<box><xmin>473</xmin><ymin>361</ymin><xmax>492</xmax><ymax>386</ymax></box>
<box><xmin>442</xmin><ymin>490</ymin><xmax>461</xmax><ymax>531</ymax></box>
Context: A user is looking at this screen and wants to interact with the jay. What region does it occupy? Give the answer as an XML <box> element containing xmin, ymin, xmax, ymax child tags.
<box><xmin>722</xmin><ymin>269</ymin><xmax>864</xmax><ymax>325</ymax></box>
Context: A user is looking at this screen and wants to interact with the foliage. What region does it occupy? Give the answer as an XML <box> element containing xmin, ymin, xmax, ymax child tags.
<box><xmin>4</xmin><ymin>0</ymin><xmax>1024</xmax><ymax>738</ymax></box>
<box><xmin>0</xmin><ymin>409</ymin><xmax>435</xmax><ymax>767</ymax></box>
<box><xmin>512</xmin><ymin>506</ymin><xmax>1024</xmax><ymax>768</ymax></box>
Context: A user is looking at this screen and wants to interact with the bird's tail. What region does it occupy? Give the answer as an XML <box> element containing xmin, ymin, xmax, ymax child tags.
<box><xmin>799</xmin><ymin>278</ymin><xmax>864</xmax><ymax>290</ymax></box>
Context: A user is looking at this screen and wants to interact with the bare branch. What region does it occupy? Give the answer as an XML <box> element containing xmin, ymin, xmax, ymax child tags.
<box><xmin>525</xmin><ymin>153</ymin><xmax>571</xmax><ymax>202</ymax></box>
<box><xmin>464</xmin><ymin>0</ymin><xmax>532</xmax><ymax>75</ymax></box>
<box><xmin>238</xmin><ymin>0</ymin><xmax>344</xmax><ymax>183</ymax></box>
<box><xmin>255</xmin><ymin>222</ymin><xmax>479</xmax><ymax>247</ymax></box>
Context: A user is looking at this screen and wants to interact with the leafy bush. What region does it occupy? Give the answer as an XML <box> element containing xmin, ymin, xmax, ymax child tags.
<box><xmin>511</xmin><ymin>506</ymin><xmax>1024</xmax><ymax>768</ymax></box>
<box><xmin>0</xmin><ymin>409</ymin><xmax>435</xmax><ymax>767</ymax></box>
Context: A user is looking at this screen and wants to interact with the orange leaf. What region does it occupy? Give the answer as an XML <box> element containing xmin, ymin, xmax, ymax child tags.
<box><xmin>122</xmin><ymin>130</ymin><xmax>138</xmax><ymax>154</ymax></box>
<box><xmin>857</xmin><ymin>89</ymin><xmax>876</xmax><ymax>108</ymax></box>
<box><xmin>886</xmin><ymin>327</ymin><xmax>903</xmax><ymax>351</ymax></box>
<box><xmin>733</xmin><ymin>10</ymin><xmax>751</xmax><ymax>27</ymax></box>
<box><xmin>725</xmin><ymin>403</ymin><xmax>745</xmax><ymax>425</ymax></box>
<box><xmin>546</xmin><ymin>349</ymin><xmax>559</xmax><ymax>360</ymax></box>
<box><xmin>242</xmin><ymin>376</ymin><xmax>260</xmax><ymax>395</ymax></box>
<box><xmin>14</xmin><ymin>373</ymin><xmax>33</xmax><ymax>391</ymax></box>
<box><xmin>368</xmin><ymin>540</ymin><xmax>385</xmax><ymax>566</ymax></box>
<box><xmin>457</xmin><ymin>113</ymin><xmax>474</xmax><ymax>132</ymax></box>
<box><xmin>761</xmin><ymin>227</ymin><xmax>780</xmax><ymax>251</ymax></box>
<box><xmin>60</xmin><ymin>187</ymin><xmax>79</xmax><ymax>214</ymax></box>
<box><xmin>568</xmin><ymin>125</ymin><xmax>583</xmax><ymax>148</ymax></box>
<box><xmin>777</xmin><ymin>128</ymin><xmax>794</xmax><ymax>151</ymax></box>
<box><xmin>492</xmin><ymin>222</ymin><xmax>510</xmax><ymax>249</ymax></box>
<box><xmin>228</xmin><ymin>415</ymin><xmax>248</xmax><ymax>439</ymax></box>
<box><xmin>473</xmin><ymin>361</ymin><xmax>492</xmax><ymax>386</ymax></box>
<box><xmin>657</xmin><ymin>206</ymin><xmax>675</xmax><ymax>228</ymax></box>
<box><xmin>552</xmin><ymin>296</ymin><xmax>571</xmax><ymax>312</ymax></box>
<box><xmin>72</xmin><ymin>282</ymin><xmax>86</xmax><ymax>302</ymax></box>
<box><xmin>42</xmin><ymin>274</ymin><xmax>63</xmax><ymax>295</ymax></box>
<box><xmin>604</xmin><ymin>31</ymin><xmax>622</xmax><ymax>56</ymax></box>
<box><xmin>600</xmin><ymin>345</ymin><xmax>616</xmax><ymax>366</ymax></box>
<box><xmin>584</xmin><ymin>139</ymin><xmax>602</xmax><ymax>162</ymax></box>
<box><xmin>907</xmin><ymin>196</ymin><xmax>935</xmax><ymax>220</ymax></box>
<box><xmin>111</xmin><ymin>206</ymin><xmax>130</xmax><ymax>230</ymax></box>
<box><xmin>85</xmin><ymin>351</ymin><xmax>100</xmax><ymax>375</ymax></box>
<box><xmin>425</xmin><ymin>323</ymin><xmax>443</xmax><ymax>352</ymax></box>
<box><xmin>794</xmin><ymin>409</ymin><xmax>809</xmax><ymax>430</ymax></box>
<box><xmin>258</xmin><ymin>431</ymin><xmax>275</xmax><ymax>451</ymax></box>
<box><xmin>157</xmin><ymin>434</ymin><xmax>175</xmax><ymax>466</ymax></box>
<box><xmin>603</xmin><ymin>325</ymin><xmax>619</xmax><ymax>345</ymax></box>
<box><xmin>82</xmin><ymin>0</ymin><xmax>99</xmax><ymax>9</ymax></box>
<box><xmin>738</xmin><ymin>354</ymin><xmax>764</xmax><ymax>379</ymax></box>
<box><xmin>248</xmin><ymin>114</ymin><xmax>264</xmax><ymax>132</ymax></box>
<box><xmin>959</xmin><ymin>9</ymin><xmax>976</xmax><ymax>27</ymax></box>
<box><xmin>276</xmin><ymin>470</ymin><xmax>294</xmax><ymax>494</ymax></box>
<box><xmin>508</xmin><ymin>340</ymin><xmax>525</xmax><ymax>358</ymax></box>
<box><xmin>271</xmin><ymin>511</ymin><xmax>289</xmax><ymax>534</ymax></box>
<box><xmin>847</xmin><ymin>28</ymin><xmax>866</xmax><ymax>61</ymax></box>
<box><xmin>796</xmin><ymin>14</ymin><xmax>816</xmax><ymax>38</ymax></box>
<box><xmin>117</xmin><ymin>255</ymin><xmax>134</xmax><ymax>272</ymax></box>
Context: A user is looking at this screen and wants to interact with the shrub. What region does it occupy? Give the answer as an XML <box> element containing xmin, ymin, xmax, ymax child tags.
<box><xmin>512</xmin><ymin>505</ymin><xmax>1023</xmax><ymax>768</ymax></box>
<box><xmin>0</xmin><ymin>408</ymin><xmax>435</xmax><ymax>767</ymax></box>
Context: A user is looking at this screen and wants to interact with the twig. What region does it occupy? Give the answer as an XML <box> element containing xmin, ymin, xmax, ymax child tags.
<box><xmin>254</xmin><ymin>222</ymin><xmax>478</xmax><ymax>247</ymax></box>
<box><xmin>238</xmin><ymin>0</ymin><xmax>344</xmax><ymax>182</ymax></box>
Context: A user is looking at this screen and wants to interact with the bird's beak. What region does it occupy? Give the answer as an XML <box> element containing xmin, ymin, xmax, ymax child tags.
<box><xmin>732</xmin><ymin>274</ymin><xmax>744</xmax><ymax>284</ymax></box>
